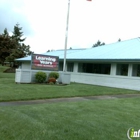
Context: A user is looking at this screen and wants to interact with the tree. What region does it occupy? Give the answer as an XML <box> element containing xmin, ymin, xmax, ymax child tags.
<box><xmin>12</xmin><ymin>23</ymin><xmax>26</xmax><ymax>43</ymax></box>
<box><xmin>0</xmin><ymin>34</ymin><xmax>17</xmax><ymax>65</ymax></box>
<box><xmin>92</xmin><ymin>40</ymin><xmax>105</xmax><ymax>47</ymax></box>
<box><xmin>6</xmin><ymin>23</ymin><xmax>33</xmax><ymax>63</ymax></box>
<box><xmin>2</xmin><ymin>28</ymin><xmax>9</xmax><ymax>37</ymax></box>
<box><xmin>118</xmin><ymin>38</ymin><xmax>121</xmax><ymax>42</ymax></box>
<box><xmin>0</xmin><ymin>23</ymin><xmax>33</xmax><ymax>66</ymax></box>
<box><xmin>6</xmin><ymin>43</ymin><xmax>32</xmax><ymax>63</ymax></box>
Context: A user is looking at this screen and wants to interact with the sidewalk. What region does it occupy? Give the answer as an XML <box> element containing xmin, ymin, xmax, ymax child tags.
<box><xmin>0</xmin><ymin>94</ymin><xmax>140</xmax><ymax>106</ymax></box>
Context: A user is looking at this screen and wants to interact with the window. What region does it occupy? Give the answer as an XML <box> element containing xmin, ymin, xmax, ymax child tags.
<box><xmin>59</xmin><ymin>62</ymin><xmax>63</xmax><ymax>71</ymax></box>
<box><xmin>78</xmin><ymin>63</ymin><xmax>93</xmax><ymax>73</ymax></box>
<box><xmin>78</xmin><ymin>63</ymin><xmax>85</xmax><ymax>72</ymax></box>
<box><xmin>78</xmin><ymin>63</ymin><xmax>111</xmax><ymax>75</ymax></box>
<box><xmin>132</xmin><ymin>64</ymin><xmax>140</xmax><ymax>77</ymax></box>
<box><xmin>93</xmin><ymin>64</ymin><xmax>111</xmax><ymax>74</ymax></box>
<box><xmin>67</xmin><ymin>62</ymin><xmax>74</xmax><ymax>72</ymax></box>
<box><xmin>116</xmin><ymin>64</ymin><xmax>128</xmax><ymax>76</ymax></box>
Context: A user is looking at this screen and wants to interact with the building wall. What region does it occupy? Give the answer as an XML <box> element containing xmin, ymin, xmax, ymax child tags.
<box><xmin>70</xmin><ymin>72</ymin><xmax>140</xmax><ymax>90</ymax></box>
<box><xmin>17</xmin><ymin>61</ymin><xmax>140</xmax><ymax>90</ymax></box>
<box><xmin>15</xmin><ymin>69</ymin><xmax>49</xmax><ymax>83</ymax></box>
<box><xmin>15</xmin><ymin>69</ymin><xmax>70</xmax><ymax>84</ymax></box>
<box><xmin>21</xmin><ymin>62</ymin><xmax>31</xmax><ymax>69</ymax></box>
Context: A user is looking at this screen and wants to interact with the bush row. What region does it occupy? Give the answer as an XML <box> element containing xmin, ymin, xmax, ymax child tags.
<box><xmin>35</xmin><ymin>71</ymin><xmax>59</xmax><ymax>83</ymax></box>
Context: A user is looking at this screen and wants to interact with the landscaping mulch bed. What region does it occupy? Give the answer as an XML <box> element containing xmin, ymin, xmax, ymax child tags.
<box><xmin>16</xmin><ymin>82</ymin><xmax>68</xmax><ymax>86</ymax></box>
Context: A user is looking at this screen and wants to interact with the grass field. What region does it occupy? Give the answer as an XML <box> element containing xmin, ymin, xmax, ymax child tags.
<box><xmin>0</xmin><ymin>65</ymin><xmax>140</xmax><ymax>101</ymax></box>
<box><xmin>0</xmin><ymin>97</ymin><xmax>140</xmax><ymax>140</ymax></box>
<box><xmin>0</xmin><ymin>65</ymin><xmax>140</xmax><ymax>140</ymax></box>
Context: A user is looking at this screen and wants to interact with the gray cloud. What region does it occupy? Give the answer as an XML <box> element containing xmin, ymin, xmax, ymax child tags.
<box><xmin>0</xmin><ymin>0</ymin><xmax>33</xmax><ymax>36</ymax></box>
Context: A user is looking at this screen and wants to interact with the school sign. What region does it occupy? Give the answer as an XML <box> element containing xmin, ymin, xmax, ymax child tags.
<box><xmin>31</xmin><ymin>54</ymin><xmax>59</xmax><ymax>71</ymax></box>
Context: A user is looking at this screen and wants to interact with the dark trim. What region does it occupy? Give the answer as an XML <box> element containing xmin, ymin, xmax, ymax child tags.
<box><xmin>16</xmin><ymin>59</ymin><xmax>140</xmax><ymax>63</ymax></box>
<box><xmin>15</xmin><ymin>60</ymin><xmax>31</xmax><ymax>62</ymax></box>
<box><xmin>59</xmin><ymin>59</ymin><xmax>140</xmax><ymax>63</ymax></box>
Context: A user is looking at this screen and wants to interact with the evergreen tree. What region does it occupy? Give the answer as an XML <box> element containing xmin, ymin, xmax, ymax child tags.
<box><xmin>118</xmin><ymin>38</ymin><xmax>121</xmax><ymax>42</ymax></box>
<box><xmin>6</xmin><ymin>23</ymin><xmax>33</xmax><ymax>64</ymax></box>
<box><xmin>0</xmin><ymin>34</ymin><xmax>17</xmax><ymax>65</ymax></box>
<box><xmin>92</xmin><ymin>40</ymin><xmax>105</xmax><ymax>47</ymax></box>
<box><xmin>0</xmin><ymin>23</ymin><xmax>33</xmax><ymax>66</ymax></box>
<box><xmin>2</xmin><ymin>28</ymin><xmax>9</xmax><ymax>37</ymax></box>
<box><xmin>12</xmin><ymin>23</ymin><xmax>26</xmax><ymax>43</ymax></box>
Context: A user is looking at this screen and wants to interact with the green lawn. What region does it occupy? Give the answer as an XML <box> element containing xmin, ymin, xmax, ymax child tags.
<box><xmin>0</xmin><ymin>65</ymin><xmax>10</xmax><ymax>72</ymax></box>
<box><xmin>0</xmin><ymin>97</ymin><xmax>140</xmax><ymax>140</ymax></box>
<box><xmin>0</xmin><ymin>65</ymin><xmax>140</xmax><ymax>140</ymax></box>
<box><xmin>0</xmin><ymin>65</ymin><xmax>140</xmax><ymax>101</ymax></box>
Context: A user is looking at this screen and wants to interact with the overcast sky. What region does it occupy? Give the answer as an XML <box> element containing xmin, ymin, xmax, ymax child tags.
<box><xmin>0</xmin><ymin>0</ymin><xmax>140</xmax><ymax>53</ymax></box>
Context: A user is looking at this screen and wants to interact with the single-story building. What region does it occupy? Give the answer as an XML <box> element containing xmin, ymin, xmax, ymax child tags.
<box><xmin>15</xmin><ymin>38</ymin><xmax>140</xmax><ymax>90</ymax></box>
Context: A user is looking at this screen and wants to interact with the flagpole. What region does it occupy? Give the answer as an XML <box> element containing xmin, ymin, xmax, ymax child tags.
<box><xmin>63</xmin><ymin>0</ymin><xmax>70</xmax><ymax>72</ymax></box>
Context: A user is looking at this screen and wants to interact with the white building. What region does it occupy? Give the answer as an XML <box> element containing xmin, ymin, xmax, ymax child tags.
<box><xmin>15</xmin><ymin>38</ymin><xmax>140</xmax><ymax>90</ymax></box>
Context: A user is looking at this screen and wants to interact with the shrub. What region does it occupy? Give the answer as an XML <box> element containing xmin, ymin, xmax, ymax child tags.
<box><xmin>49</xmin><ymin>82</ymin><xmax>54</xmax><ymax>85</ymax></box>
<box><xmin>49</xmin><ymin>72</ymin><xmax>59</xmax><ymax>79</ymax></box>
<box><xmin>35</xmin><ymin>71</ymin><xmax>47</xmax><ymax>83</ymax></box>
<box><xmin>48</xmin><ymin>78</ymin><xmax>56</xmax><ymax>84</ymax></box>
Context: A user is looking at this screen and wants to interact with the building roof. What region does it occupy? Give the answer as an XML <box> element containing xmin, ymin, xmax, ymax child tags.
<box><xmin>66</xmin><ymin>38</ymin><xmax>140</xmax><ymax>62</ymax></box>
<box><xmin>16</xmin><ymin>38</ymin><xmax>140</xmax><ymax>62</ymax></box>
<box><xmin>16</xmin><ymin>49</ymin><xmax>85</xmax><ymax>61</ymax></box>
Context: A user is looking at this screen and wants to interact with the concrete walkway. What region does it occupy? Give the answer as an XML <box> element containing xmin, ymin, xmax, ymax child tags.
<box><xmin>0</xmin><ymin>94</ymin><xmax>140</xmax><ymax>106</ymax></box>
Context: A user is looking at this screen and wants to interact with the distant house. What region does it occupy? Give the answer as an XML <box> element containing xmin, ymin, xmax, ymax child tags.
<box><xmin>15</xmin><ymin>38</ymin><xmax>140</xmax><ymax>90</ymax></box>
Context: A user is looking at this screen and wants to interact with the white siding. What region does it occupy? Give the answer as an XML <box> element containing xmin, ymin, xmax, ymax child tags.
<box><xmin>110</xmin><ymin>63</ymin><xmax>117</xmax><ymax>75</ymax></box>
<box><xmin>16</xmin><ymin>61</ymin><xmax>140</xmax><ymax>90</ymax></box>
<box><xmin>73</xmin><ymin>62</ymin><xmax>78</xmax><ymax>72</ymax></box>
<box><xmin>70</xmin><ymin>72</ymin><xmax>140</xmax><ymax>90</ymax></box>
<box><xmin>128</xmin><ymin>64</ymin><xmax>133</xmax><ymax>77</ymax></box>
<box><xmin>15</xmin><ymin>69</ymin><xmax>21</xmax><ymax>83</ymax></box>
<box><xmin>22</xmin><ymin>62</ymin><xmax>31</xmax><ymax>69</ymax></box>
<box><xmin>15</xmin><ymin>69</ymin><xmax>31</xmax><ymax>83</ymax></box>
